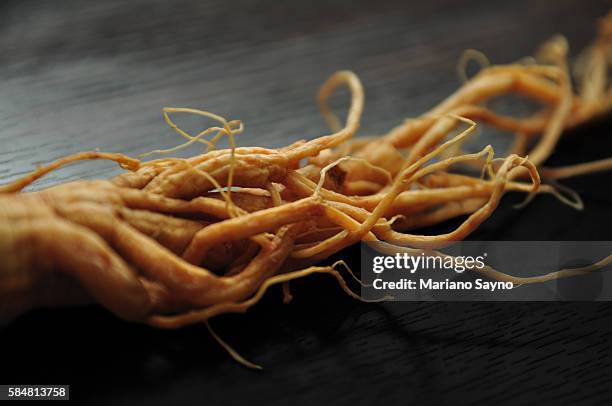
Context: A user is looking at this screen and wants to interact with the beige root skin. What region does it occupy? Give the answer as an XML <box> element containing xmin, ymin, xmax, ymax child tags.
<box><xmin>2</xmin><ymin>13</ymin><xmax>612</xmax><ymax>367</ymax></box>
<box><xmin>0</xmin><ymin>190</ymin><xmax>152</xmax><ymax>322</ymax></box>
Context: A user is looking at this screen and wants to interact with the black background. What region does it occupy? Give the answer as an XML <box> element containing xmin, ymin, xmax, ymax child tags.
<box><xmin>1</xmin><ymin>1</ymin><xmax>612</xmax><ymax>405</ymax></box>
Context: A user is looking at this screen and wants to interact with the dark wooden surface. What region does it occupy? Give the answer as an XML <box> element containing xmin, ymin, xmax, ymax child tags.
<box><xmin>1</xmin><ymin>1</ymin><xmax>612</xmax><ymax>405</ymax></box>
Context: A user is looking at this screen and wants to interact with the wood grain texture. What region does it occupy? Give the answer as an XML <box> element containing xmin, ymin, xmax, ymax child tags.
<box><xmin>1</xmin><ymin>1</ymin><xmax>611</xmax><ymax>405</ymax></box>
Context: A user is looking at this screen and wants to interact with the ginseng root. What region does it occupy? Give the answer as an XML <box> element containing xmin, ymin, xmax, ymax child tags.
<box><xmin>2</xmin><ymin>11</ymin><xmax>612</xmax><ymax>368</ymax></box>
